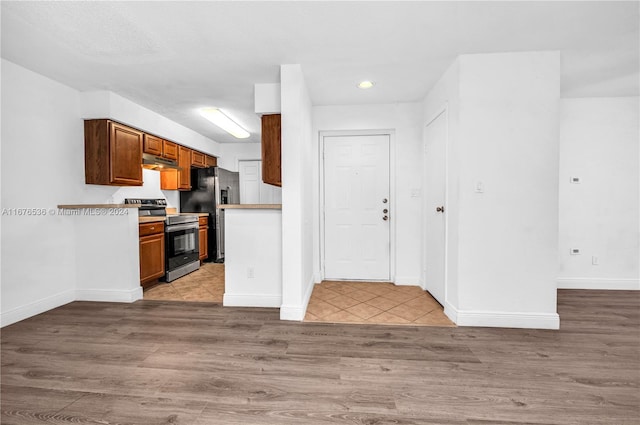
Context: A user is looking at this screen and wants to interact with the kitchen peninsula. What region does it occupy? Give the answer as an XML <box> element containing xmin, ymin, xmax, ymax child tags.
<box><xmin>219</xmin><ymin>204</ymin><xmax>282</xmax><ymax>308</ymax></box>
<box><xmin>56</xmin><ymin>204</ymin><xmax>142</xmax><ymax>303</ymax></box>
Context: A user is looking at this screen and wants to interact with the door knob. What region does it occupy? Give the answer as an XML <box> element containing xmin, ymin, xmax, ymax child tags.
<box><xmin>382</xmin><ymin>198</ymin><xmax>388</xmax><ymax>203</ymax></box>
<box><xmin>436</xmin><ymin>206</ymin><xmax>445</xmax><ymax>213</ymax></box>
<box><xmin>383</xmin><ymin>216</ymin><xmax>389</xmax><ymax>221</ymax></box>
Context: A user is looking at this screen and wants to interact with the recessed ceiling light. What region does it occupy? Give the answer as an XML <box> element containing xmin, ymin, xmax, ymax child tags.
<box><xmin>199</xmin><ymin>108</ymin><xmax>250</xmax><ymax>139</ymax></box>
<box><xmin>357</xmin><ymin>80</ymin><xmax>375</xmax><ymax>89</ymax></box>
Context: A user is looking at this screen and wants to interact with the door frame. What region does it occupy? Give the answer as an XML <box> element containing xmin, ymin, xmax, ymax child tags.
<box><xmin>422</xmin><ymin>105</ymin><xmax>449</xmax><ymax>306</ymax></box>
<box><xmin>319</xmin><ymin>129</ymin><xmax>396</xmax><ymax>282</ymax></box>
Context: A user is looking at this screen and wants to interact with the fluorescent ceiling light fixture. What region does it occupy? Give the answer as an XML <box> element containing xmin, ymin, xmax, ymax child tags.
<box><xmin>199</xmin><ymin>108</ymin><xmax>250</xmax><ymax>139</ymax></box>
<box><xmin>357</xmin><ymin>80</ymin><xmax>375</xmax><ymax>89</ymax></box>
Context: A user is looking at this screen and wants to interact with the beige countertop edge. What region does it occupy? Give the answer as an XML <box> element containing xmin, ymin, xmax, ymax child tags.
<box><xmin>219</xmin><ymin>204</ymin><xmax>282</xmax><ymax>210</ymax></box>
<box><xmin>139</xmin><ymin>217</ymin><xmax>166</xmax><ymax>224</ymax></box>
<box><xmin>178</xmin><ymin>212</ymin><xmax>210</xmax><ymax>217</ymax></box>
<box><xmin>57</xmin><ymin>204</ymin><xmax>139</xmax><ymax>209</ymax></box>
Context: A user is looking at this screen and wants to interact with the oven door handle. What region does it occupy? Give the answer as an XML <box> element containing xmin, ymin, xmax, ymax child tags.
<box><xmin>166</xmin><ymin>223</ymin><xmax>199</xmax><ymax>233</ymax></box>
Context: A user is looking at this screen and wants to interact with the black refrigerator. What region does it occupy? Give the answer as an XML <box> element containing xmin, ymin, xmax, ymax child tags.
<box><xmin>179</xmin><ymin>167</ymin><xmax>239</xmax><ymax>262</ymax></box>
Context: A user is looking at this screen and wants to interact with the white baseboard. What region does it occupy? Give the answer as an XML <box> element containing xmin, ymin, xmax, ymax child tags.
<box><xmin>75</xmin><ymin>287</ymin><xmax>143</xmax><ymax>303</ymax></box>
<box><xmin>280</xmin><ymin>274</ymin><xmax>316</xmax><ymax>321</ymax></box>
<box><xmin>223</xmin><ymin>293</ymin><xmax>282</xmax><ymax>308</ymax></box>
<box><xmin>443</xmin><ymin>301</ymin><xmax>458</xmax><ymax>323</ymax></box>
<box><xmin>455</xmin><ymin>309</ymin><xmax>559</xmax><ymax>330</ymax></box>
<box><xmin>445</xmin><ymin>301</ymin><xmax>559</xmax><ymax>330</ymax></box>
<box><xmin>557</xmin><ymin>278</ymin><xmax>639</xmax><ymax>290</ymax></box>
<box><xmin>394</xmin><ymin>276</ymin><xmax>421</xmax><ymax>286</ymax></box>
<box><xmin>1</xmin><ymin>289</ymin><xmax>75</xmax><ymax>328</ymax></box>
<box><xmin>279</xmin><ymin>304</ymin><xmax>305</xmax><ymax>321</ymax></box>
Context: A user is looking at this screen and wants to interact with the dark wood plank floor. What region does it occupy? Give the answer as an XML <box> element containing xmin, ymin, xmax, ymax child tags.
<box><xmin>1</xmin><ymin>290</ymin><xmax>638</xmax><ymax>424</ymax></box>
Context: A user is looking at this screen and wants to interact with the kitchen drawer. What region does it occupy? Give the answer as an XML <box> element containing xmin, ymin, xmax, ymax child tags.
<box><xmin>198</xmin><ymin>216</ymin><xmax>208</xmax><ymax>227</ymax></box>
<box><xmin>139</xmin><ymin>221</ymin><xmax>164</xmax><ymax>236</ymax></box>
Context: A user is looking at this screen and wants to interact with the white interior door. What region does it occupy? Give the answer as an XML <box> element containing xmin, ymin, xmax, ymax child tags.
<box><xmin>239</xmin><ymin>160</ymin><xmax>282</xmax><ymax>204</ymax></box>
<box><xmin>423</xmin><ymin>112</ymin><xmax>447</xmax><ymax>305</ymax></box>
<box><xmin>239</xmin><ymin>160</ymin><xmax>261</xmax><ymax>204</ymax></box>
<box><xmin>324</xmin><ymin>135</ymin><xmax>390</xmax><ymax>280</ymax></box>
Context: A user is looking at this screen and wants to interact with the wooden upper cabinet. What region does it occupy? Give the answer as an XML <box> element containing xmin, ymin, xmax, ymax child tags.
<box><xmin>163</xmin><ymin>140</ymin><xmax>178</xmax><ymax>160</ymax></box>
<box><xmin>261</xmin><ymin>114</ymin><xmax>281</xmax><ymax>187</ymax></box>
<box><xmin>143</xmin><ymin>134</ymin><xmax>163</xmax><ymax>156</ymax></box>
<box><xmin>206</xmin><ymin>155</ymin><xmax>217</xmax><ymax>167</ymax></box>
<box><xmin>85</xmin><ymin>119</ymin><xmax>143</xmax><ymax>186</ymax></box>
<box><xmin>178</xmin><ymin>146</ymin><xmax>191</xmax><ymax>190</ymax></box>
<box><xmin>160</xmin><ymin>144</ymin><xmax>192</xmax><ymax>190</ymax></box>
<box><xmin>159</xmin><ymin>169</ymin><xmax>178</xmax><ymax>190</ymax></box>
<box><xmin>191</xmin><ymin>150</ymin><xmax>206</xmax><ymax>168</ymax></box>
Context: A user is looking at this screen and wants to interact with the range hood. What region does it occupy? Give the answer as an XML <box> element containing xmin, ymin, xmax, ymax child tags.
<box><xmin>141</xmin><ymin>153</ymin><xmax>181</xmax><ymax>170</ymax></box>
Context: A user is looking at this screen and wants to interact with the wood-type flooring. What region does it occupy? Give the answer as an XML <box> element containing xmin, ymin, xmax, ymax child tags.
<box><xmin>1</xmin><ymin>290</ymin><xmax>638</xmax><ymax>424</ymax></box>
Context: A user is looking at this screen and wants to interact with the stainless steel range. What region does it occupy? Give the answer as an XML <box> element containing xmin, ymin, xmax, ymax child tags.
<box><xmin>125</xmin><ymin>198</ymin><xmax>200</xmax><ymax>282</ymax></box>
<box><xmin>164</xmin><ymin>214</ymin><xmax>200</xmax><ymax>282</ymax></box>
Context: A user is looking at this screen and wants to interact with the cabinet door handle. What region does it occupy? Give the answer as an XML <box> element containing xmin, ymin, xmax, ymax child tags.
<box><xmin>149</xmin><ymin>227</ymin><xmax>155</xmax><ymax>230</ymax></box>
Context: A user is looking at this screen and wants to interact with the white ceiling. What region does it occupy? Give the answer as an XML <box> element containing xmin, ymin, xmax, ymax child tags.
<box><xmin>2</xmin><ymin>1</ymin><xmax>638</xmax><ymax>144</ymax></box>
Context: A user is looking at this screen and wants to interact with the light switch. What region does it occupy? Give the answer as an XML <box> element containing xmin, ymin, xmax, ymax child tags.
<box><xmin>475</xmin><ymin>181</ymin><xmax>484</xmax><ymax>193</ymax></box>
<box><xmin>570</xmin><ymin>176</ymin><xmax>581</xmax><ymax>184</ymax></box>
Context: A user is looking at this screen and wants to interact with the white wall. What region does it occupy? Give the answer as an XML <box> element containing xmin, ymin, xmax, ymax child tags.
<box><xmin>423</xmin><ymin>51</ymin><xmax>561</xmax><ymax>329</ymax></box>
<box><xmin>1</xmin><ymin>59</ymin><xmax>80</xmax><ymax>325</ymax></box>
<box><xmin>218</xmin><ymin>142</ymin><xmax>261</xmax><ymax>172</ymax></box>
<box><xmin>224</xmin><ymin>209</ymin><xmax>282</xmax><ymax>307</ymax></box>
<box><xmin>312</xmin><ymin>103</ymin><xmax>424</xmax><ymax>286</ymax></box>
<box><xmin>280</xmin><ymin>64</ymin><xmax>314</xmax><ymax>320</ymax></box>
<box><xmin>74</xmin><ymin>211</ymin><xmax>141</xmax><ymax>302</ymax></box>
<box><xmin>558</xmin><ymin>97</ymin><xmax>639</xmax><ymax>289</ymax></box>
<box><xmin>456</xmin><ymin>51</ymin><xmax>560</xmax><ymax>328</ymax></box>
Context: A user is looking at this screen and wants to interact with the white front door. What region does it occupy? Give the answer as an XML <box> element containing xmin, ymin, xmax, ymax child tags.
<box><xmin>323</xmin><ymin>134</ymin><xmax>390</xmax><ymax>280</ymax></box>
<box><xmin>423</xmin><ymin>111</ymin><xmax>447</xmax><ymax>305</ymax></box>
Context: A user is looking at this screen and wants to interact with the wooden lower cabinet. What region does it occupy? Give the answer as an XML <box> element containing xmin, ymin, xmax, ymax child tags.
<box><xmin>198</xmin><ymin>216</ymin><xmax>208</xmax><ymax>261</ymax></box>
<box><xmin>139</xmin><ymin>222</ymin><xmax>165</xmax><ymax>288</ymax></box>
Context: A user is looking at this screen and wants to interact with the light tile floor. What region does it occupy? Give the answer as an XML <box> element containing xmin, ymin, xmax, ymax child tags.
<box><xmin>143</xmin><ymin>262</ymin><xmax>224</xmax><ymax>303</ymax></box>
<box><xmin>305</xmin><ymin>281</ymin><xmax>455</xmax><ymax>327</ymax></box>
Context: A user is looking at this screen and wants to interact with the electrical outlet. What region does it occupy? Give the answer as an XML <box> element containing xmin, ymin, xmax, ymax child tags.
<box><xmin>247</xmin><ymin>267</ymin><xmax>255</xmax><ymax>278</ymax></box>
